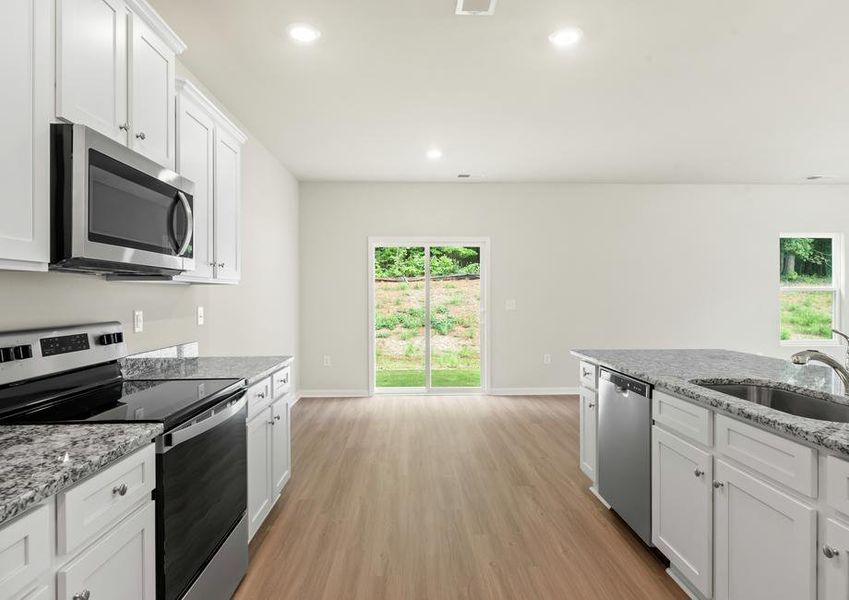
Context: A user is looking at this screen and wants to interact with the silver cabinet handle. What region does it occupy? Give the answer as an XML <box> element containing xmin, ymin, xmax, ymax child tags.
<box><xmin>119</xmin><ymin>123</ymin><xmax>129</xmax><ymax>131</ymax></box>
<box><xmin>136</xmin><ymin>132</ymin><xmax>146</xmax><ymax>140</ymax></box>
<box><xmin>713</xmin><ymin>481</ymin><xmax>724</xmax><ymax>489</ymax></box>
<box><xmin>112</xmin><ymin>483</ymin><xmax>128</xmax><ymax>496</ymax></box>
<box><xmin>209</xmin><ymin>262</ymin><xmax>216</xmax><ymax>267</ymax></box>
<box><xmin>218</xmin><ymin>262</ymin><xmax>225</xmax><ymax>268</ymax></box>
<box><xmin>73</xmin><ymin>590</ymin><xmax>91</xmax><ymax>600</ymax></box>
<box><xmin>267</xmin><ymin>419</ymin><xmax>276</xmax><ymax>426</ymax></box>
<box><xmin>582</xmin><ymin>368</ymin><xmax>591</xmax><ymax>377</ymax></box>
<box><xmin>275</xmin><ymin>415</ymin><xmax>281</xmax><ymax>421</ymax></box>
<box><xmin>823</xmin><ymin>545</ymin><xmax>840</xmax><ymax>559</ymax></box>
<box><xmin>694</xmin><ymin>468</ymin><xmax>704</xmax><ymax>477</ymax></box>
<box><xmin>587</xmin><ymin>402</ymin><xmax>595</xmax><ymax>408</ymax></box>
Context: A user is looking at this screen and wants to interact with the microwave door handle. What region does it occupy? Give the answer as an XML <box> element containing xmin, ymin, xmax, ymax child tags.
<box><xmin>175</xmin><ymin>191</ymin><xmax>193</xmax><ymax>257</ymax></box>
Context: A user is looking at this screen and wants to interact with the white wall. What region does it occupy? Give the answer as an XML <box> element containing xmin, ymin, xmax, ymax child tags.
<box><xmin>299</xmin><ymin>182</ymin><xmax>849</xmax><ymax>393</ymax></box>
<box><xmin>0</xmin><ymin>64</ymin><xmax>299</xmax><ymax>385</ymax></box>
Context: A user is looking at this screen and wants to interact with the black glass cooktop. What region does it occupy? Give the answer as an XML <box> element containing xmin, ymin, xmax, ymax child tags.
<box><xmin>0</xmin><ymin>365</ymin><xmax>243</xmax><ymax>432</ymax></box>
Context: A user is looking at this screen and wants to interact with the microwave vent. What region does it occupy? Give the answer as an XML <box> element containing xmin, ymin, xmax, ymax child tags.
<box><xmin>456</xmin><ymin>0</ymin><xmax>497</xmax><ymax>16</ymax></box>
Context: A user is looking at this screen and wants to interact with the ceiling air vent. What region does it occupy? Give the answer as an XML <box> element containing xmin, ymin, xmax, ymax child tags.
<box><xmin>456</xmin><ymin>0</ymin><xmax>497</xmax><ymax>16</ymax></box>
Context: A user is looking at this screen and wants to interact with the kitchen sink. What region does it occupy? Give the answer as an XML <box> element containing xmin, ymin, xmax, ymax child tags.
<box><xmin>697</xmin><ymin>382</ymin><xmax>849</xmax><ymax>423</ymax></box>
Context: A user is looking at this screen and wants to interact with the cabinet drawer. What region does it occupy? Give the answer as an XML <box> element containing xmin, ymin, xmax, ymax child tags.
<box><xmin>579</xmin><ymin>361</ymin><xmax>597</xmax><ymax>390</ymax></box>
<box><xmin>57</xmin><ymin>444</ymin><xmax>155</xmax><ymax>556</ymax></box>
<box><xmin>653</xmin><ymin>390</ymin><xmax>712</xmax><ymax>447</ymax></box>
<box><xmin>0</xmin><ymin>505</ymin><xmax>49</xmax><ymax>600</ymax></box>
<box><xmin>715</xmin><ymin>414</ymin><xmax>816</xmax><ymax>497</ymax></box>
<box><xmin>272</xmin><ymin>366</ymin><xmax>291</xmax><ymax>399</ymax></box>
<box><xmin>57</xmin><ymin>501</ymin><xmax>156</xmax><ymax>600</ymax></box>
<box><xmin>247</xmin><ymin>377</ymin><xmax>272</xmax><ymax>420</ymax></box>
<box><xmin>825</xmin><ymin>455</ymin><xmax>849</xmax><ymax>517</ymax></box>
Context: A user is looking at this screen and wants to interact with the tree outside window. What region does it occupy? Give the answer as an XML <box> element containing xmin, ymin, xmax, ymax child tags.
<box><xmin>779</xmin><ymin>236</ymin><xmax>839</xmax><ymax>342</ymax></box>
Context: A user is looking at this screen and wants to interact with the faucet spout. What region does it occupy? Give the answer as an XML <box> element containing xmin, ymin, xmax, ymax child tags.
<box><xmin>792</xmin><ymin>349</ymin><xmax>849</xmax><ymax>393</ymax></box>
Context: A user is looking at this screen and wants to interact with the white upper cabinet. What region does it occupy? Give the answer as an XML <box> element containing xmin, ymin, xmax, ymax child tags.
<box><xmin>129</xmin><ymin>15</ymin><xmax>175</xmax><ymax>168</ymax></box>
<box><xmin>175</xmin><ymin>85</ymin><xmax>216</xmax><ymax>281</ymax></box>
<box><xmin>175</xmin><ymin>79</ymin><xmax>246</xmax><ymax>284</ymax></box>
<box><xmin>0</xmin><ymin>0</ymin><xmax>51</xmax><ymax>271</ymax></box>
<box><xmin>214</xmin><ymin>127</ymin><xmax>243</xmax><ymax>282</ymax></box>
<box><xmin>56</xmin><ymin>0</ymin><xmax>128</xmax><ymax>144</ymax></box>
<box><xmin>56</xmin><ymin>0</ymin><xmax>184</xmax><ymax>168</ymax></box>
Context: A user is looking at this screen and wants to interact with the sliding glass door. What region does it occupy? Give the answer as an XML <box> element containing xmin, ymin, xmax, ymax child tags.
<box><xmin>371</xmin><ymin>240</ymin><xmax>485</xmax><ymax>393</ymax></box>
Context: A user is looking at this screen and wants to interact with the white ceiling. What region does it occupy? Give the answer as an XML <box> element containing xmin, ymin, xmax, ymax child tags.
<box><xmin>151</xmin><ymin>0</ymin><xmax>849</xmax><ymax>183</ymax></box>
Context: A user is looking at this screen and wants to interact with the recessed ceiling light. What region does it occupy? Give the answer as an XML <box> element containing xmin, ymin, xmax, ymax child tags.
<box><xmin>287</xmin><ymin>23</ymin><xmax>321</xmax><ymax>44</ymax></box>
<box><xmin>549</xmin><ymin>27</ymin><xmax>583</xmax><ymax>48</ymax></box>
<box><xmin>427</xmin><ymin>148</ymin><xmax>443</xmax><ymax>161</ymax></box>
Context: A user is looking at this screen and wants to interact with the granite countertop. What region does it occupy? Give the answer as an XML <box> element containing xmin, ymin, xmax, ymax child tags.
<box><xmin>122</xmin><ymin>355</ymin><xmax>293</xmax><ymax>386</ymax></box>
<box><xmin>0</xmin><ymin>423</ymin><xmax>163</xmax><ymax>526</ymax></box>
<box><xmin>571</xmin><ymin>349</ymin><xmax>849</xmax><ymax>458</ymax></box>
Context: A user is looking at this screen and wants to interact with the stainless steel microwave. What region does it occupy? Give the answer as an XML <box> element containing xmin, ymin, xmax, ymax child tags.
<box><xmin>50</xmin><ymin>124</ymin><xmax>195</xmax><ymax>276</ymax></box>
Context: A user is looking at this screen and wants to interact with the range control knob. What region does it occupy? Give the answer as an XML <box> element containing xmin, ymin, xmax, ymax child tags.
<box><xmin>114</xmin><ymin>332</ymin><xmax>124</xmax><ymax>344</ymax></box>
<box><xmin>98</xmin><ymin>333</ymin><xmax>124</xmax><ymax>346</ymax></box>
<box><xmin>13</xmin><ymin>345</ymin><xmax>32</xmax><ymax>360</ymax></box>
<box><xmin>0</xmin><ymin>347</ymin><xmax>13</xmax><ymax>363</ymax></box>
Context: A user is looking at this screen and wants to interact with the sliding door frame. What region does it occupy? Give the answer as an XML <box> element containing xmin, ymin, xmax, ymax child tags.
<box><xmin>367</xmin><ymin>236</ymin><xmax>491</xmax><ymax>396</ymax></box>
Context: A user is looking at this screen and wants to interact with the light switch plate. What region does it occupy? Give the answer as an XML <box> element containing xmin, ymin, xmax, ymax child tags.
<box><xmin>197</xmin><ymin>306</ymin><xmax>205</xmax><ymax>326</ymax></box>
<box><xmin>323</xmin><ymin>355</ymin><xmax>332</xmax><ymax>367</ymax></box>
<box><xmin>543</xmin><ymin>353</ymin><xmax>552</xmax><ymax>365</ymax></box>
<box><xmin>505</xmin><ymin>299</ymin><xmax>517</xmax><ymax>311</ymax></box>
<box><xmin>133</xmin><ymin>310</ymin><xmax>144</xmax><ymax>333</ymax></box>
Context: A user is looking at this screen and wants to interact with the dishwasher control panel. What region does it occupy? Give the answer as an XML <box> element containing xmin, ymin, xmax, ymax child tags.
<box><xmin>599</xmin><ymin>369</ymin><xmax>650</xmax><ymax>398</ymax></box>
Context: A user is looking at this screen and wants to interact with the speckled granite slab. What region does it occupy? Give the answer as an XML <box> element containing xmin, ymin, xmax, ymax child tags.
<box><xmin>0</xmin><ymin>423</ymin><xmax>162</xmax><ymax>526</ymax></box>
<box><xmin>122</xmin><ymin>356</ymin><xmax>293</xmax><ymax>386</ymax></box>
<box><xmin>572</xmin><ymin>349</ymin><xmax>849</xmax><ymax>458</ymax></box>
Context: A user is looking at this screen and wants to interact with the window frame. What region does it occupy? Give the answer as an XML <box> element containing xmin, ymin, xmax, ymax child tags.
<box><xmin>779</xmin><ymin>232</ymin><xmax>843</xmax><ymax>347</ymax></box>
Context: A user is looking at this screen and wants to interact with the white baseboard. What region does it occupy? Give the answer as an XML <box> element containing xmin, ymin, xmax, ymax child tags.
<box><xmin>298</xmin><ymin>389</ymin><xmax>371</xmax><ymax>398</ymax></box>
<box><xmin>488</xmin><ymin>387</ymin><xmax>579</xmax><ymax>396</ymax></box>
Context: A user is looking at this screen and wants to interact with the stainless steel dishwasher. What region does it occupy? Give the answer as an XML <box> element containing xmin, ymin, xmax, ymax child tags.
<box><xmin>597</xmin><ymin>368</ymin><xmax>653</xmax><ymax>546</ymax></box>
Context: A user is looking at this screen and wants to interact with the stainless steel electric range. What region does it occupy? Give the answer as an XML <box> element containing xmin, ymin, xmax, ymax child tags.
<box><xmin>0</xmin><ymin>322</ymin><xmax>248</xmax><ymax>600</ymax></box>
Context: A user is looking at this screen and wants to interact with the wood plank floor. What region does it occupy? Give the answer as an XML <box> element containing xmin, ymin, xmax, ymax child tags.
<box><xmin>235</xmin><ymin>395</ymin><xmax>686</xmax><ymax>600</ymax></box>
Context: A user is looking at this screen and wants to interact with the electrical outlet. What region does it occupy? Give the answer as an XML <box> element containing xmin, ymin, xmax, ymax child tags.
<box><xmin>505</xmin><ymin>299</ymin><xmax>517</xmax><ymax>311</ymax></box>
<box><xmin>133</xmin><ymin>310</ymin><xmax>144</xmax><ymax>333</ymax></box>
<box><xmin>323</xmin><ymin>355</ymin><xmax>332</xmax><ymax>367</ymax></box>
<box><xmin>197</xmin><ymin>306</ymin><xmax>205</xmax><ymax>326</ymax></box>
<box><xmin>543</xmin><ymin>353</ymin><xmax>552</xmax><ymax>365</ymax></box>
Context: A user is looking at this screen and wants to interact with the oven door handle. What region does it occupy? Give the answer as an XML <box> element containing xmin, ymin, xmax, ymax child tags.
<box><xmin>164</xmin><ymin>395</ymin><xmax>246</xmax><ymax>451</ymax></box>
<box><xmin>173</xmin><ymin>191</ymin><xmax>194</xmax><ymax>257</ymax></box>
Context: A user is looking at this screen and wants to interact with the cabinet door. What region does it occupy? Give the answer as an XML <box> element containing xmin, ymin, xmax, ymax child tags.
<box><xmin>176</xmin><ymin>93</ymin><xmax>215</xmax><ymax>280</ymax></box>
<box><xmin>57</xmin><ymin>502</ymin><xmax>155</xmax><ymax>600</ymax></box>
<box><xmin>129</xmin><ymin>14</ymin><xmax>175</xmax><ymax>168</ymax></box>
<box><xmin>213</xmin><ymin>128</ymin><xmax>242</xmax><ymax>282</ymax></box>
<box><xmin>247</xmin><ymin>409</ymin><xmax>273</xmax><ymax>540</ymax></box>
<box><xmin>57</xmin><ymin>0</ymin><xmax>128</xmax><ymax>143</ymax></box>
<box><xmin>823</xmin><ymin>517</ymin><xmax>849</xmax><ymax>600</ymax></box>
<box><xmin>579</xmin><ymin>387</ymin><xmax>597</xmax><ymax>483</ymax></box>
<box><xmin>0</xmin><ymin>0</ymin><xmax>50</xmax><ymax>268</ymax></box>
<box><xmin>272</xmin><ymin>398</ymin><xmax>291</xmax><ymax>495</ymax></box>
<box><xmin>714</xmin><ymin>459</ymin><xmax>816</xmax><ymax>600</ymax></box>
<box><xmin>652</xmin><ymin>426</ymin><xmax>712</xmax><ymax>597</ymax></box>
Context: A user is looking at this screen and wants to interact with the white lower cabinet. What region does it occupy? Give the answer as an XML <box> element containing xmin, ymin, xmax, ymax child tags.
<box><xmin>247</xmin><ymin>405</ymin><xmax>274</xmax><ymax>538</ymax></box>
<box><xmin>822</xmin><ymin>518</ymin><xmax>849</xmax><ymax>600</ymax></box>
<box><xmin>651</xmin><ymin>426</ymin><xmax>712</xmax><ymax>598</ymax></box>
<box><xmin>57</xmin><ymin>500</ymin><xmax>155</xmax><ymax>600</ymax></box>
<box><xmin>247</xmin><ymin>385</ymin><xmax>292</xmax><ymax>540</ymax></box>
<box><xmin>714</xmin><ymin>458</ymin><xmax>816</xmax><ymax>600</ymax></box>
<box><xmin>579</xmin><ymin>386</ymin><xmax>597</xmax><ymax>484</ymax></box>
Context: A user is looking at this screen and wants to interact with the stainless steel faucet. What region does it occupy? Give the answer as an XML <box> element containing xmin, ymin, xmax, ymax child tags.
<box><xmin>833</xmin><ymin>329</ymin><xmax>849</xmax><ymax>369</ymax></box>
<box><xmin>791</xmin><ymin>349</ymin><xmax>849</xmax><ymax>392</ymax></box>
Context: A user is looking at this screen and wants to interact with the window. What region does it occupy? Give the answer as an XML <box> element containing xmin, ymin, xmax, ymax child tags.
<box><xmin>779</xmin><ymin>235</ymin><xmax>840</xmax><ymax>343</ymax></box>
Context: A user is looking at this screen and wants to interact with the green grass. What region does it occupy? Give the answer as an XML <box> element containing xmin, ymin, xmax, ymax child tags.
<box><xmin>780</xmin><ymin>290</ymin><xmax>833</xmax><ymax>340</ymax></box>
<box><xmin>376</xmin><ymin>369</ymin><xmax>481</xmax><ymax>388</ymax></box>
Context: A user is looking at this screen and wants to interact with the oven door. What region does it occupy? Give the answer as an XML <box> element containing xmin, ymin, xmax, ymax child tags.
<box><xmin>57</xmin><ymin>124</ymin><xmax>196</xmax><ymax>273</ymax></box>
<box><xmin>156</xmin><ymin>393</ymin><xmax>247</xmax><ymax>600</ymax></box>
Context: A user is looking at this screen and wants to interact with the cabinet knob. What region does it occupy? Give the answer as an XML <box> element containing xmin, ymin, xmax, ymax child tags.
<box><xmin>135</xmin><ymin>132</ymin><xmax>146</xmax><ymax>140</ymax></box>
<box><xmin>257</xmin><ymin>392</ymin><xmax>266</xmax><ymax>399</ymax></box>
<box><xmin>218</xmin><ymin>262</ymin><xmax>225</xmax><ymax>268</ymax></box>
<box><xmin>112</xmin><ymin>483</ymin><xmax>128</xmax><ymax>496</ymax></box>
<box><xmin>694</xmin><ymin>468</ymin><xmax>704</xmax><ymax>477</ymax></box>
<box><xmin>587</xmin><ymin>402</ymin><xmax>595</xmax><ymax>408</ymax></box>
<box><xmin>73</xmin><ymin>591</ymin><xmax>91</xmax><ymax>600</ymax></box>
<box><xmin>582</xmin><ymin>369</ymin><xmax>591</xmax><ymax>377</ymax></box>
<box><xmin>267</xmin><ymin>419</ymin><xmax>276</xmax><ymax>426</ymax></box>
<box><xmin>119</xmin><ymin>123</ymin><xmax>129</xmax><ymax>131</ymax></box>
<box><xmin>275</xmin><ymin>415</ymin><xmax>281</xmax><ymax>421</ymax></box>
<box><xmin>712</xmin><ymin>481</ymin><xmax>724</xmax><ymax>489</ymax></box>
<box><xmin>823</xmin><ymin>545</ymin><xmax>841</xmax><ymax>559</ymax></box>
